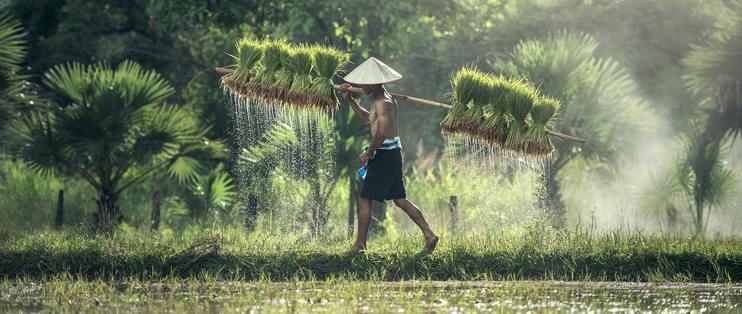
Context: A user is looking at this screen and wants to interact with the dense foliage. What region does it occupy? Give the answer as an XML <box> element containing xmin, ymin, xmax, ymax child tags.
<box><xmin>0</xmin><ymin>0</ymin><xmax>740</xmax><ymax>236</ymax></box>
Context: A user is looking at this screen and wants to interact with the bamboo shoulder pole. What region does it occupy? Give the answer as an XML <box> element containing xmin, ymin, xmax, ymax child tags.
<box><xmin>215</xmin><ymin>67</ymin><xmax>585</xmax><ymax>143</ymax></box>
<box><xmin>215</xmin><ymin>67</ymin><xmax>234</xmax><ymax>76</ymax></box>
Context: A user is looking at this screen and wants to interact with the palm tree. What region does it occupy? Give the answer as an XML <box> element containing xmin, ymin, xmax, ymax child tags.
<box><xmin>0</xmin><ymin>11</ymin><xmax>26</xmax><ymax>130</ymax></box>
<box><xmin>682</xmin><ymin>0</ymin><xmax>742</xmax><ymax>140</ymax></box>
<box><xmin>10</xmin><ymin>61</ymin><xmax>225</xmax><ymax>232</ymax></box>
<box><xmin>639</xmin><ymin>167</ymin><xmax>682</xmax><ymax>231</ymax></box>
<box><xmin>665</xmin><ymin>0</ymin><xmax>742</xmax><ymax>234</ymax></box>
<box><xmin>676</xmin><ymin>127</ymin><xmax>736</xmax><ymax>234</ymax></box>
<box><xmin>490</xmin><ymin>30</ymin><xmax>653</xmax><ymax>224</ymax></box>
<box><xmin>640</xmin><ymin>126</ymin><xmax>736</xmax><ymax>234</ymax></box>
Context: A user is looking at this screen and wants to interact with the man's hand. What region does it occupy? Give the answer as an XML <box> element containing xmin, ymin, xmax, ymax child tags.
<box><xmin>339</xmin><ymin>83</ymin><xmax>371</xmax><ymax>123</ymax></box>
<box><xmin>358</xmin><ymin>150</ymin><xmax>371</xmax><ymax>165</ymax></box>
<box><xmin>338</xmin><ymin>83</ymin><xmax>353</xmax><ymax>102</ymax></box>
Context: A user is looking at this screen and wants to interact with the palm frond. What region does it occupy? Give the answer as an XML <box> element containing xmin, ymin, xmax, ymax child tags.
<box><xmin>682</xmin><ymin>6</ymin><xmax>742</xmax><ymax>138</ymax></box>
<box><xmin>0</xmin><ymin>11</ymin><xmax>26</xmax><ymax>99</ymax></box>
<box><xmin>43</xmin><ymin>62</ymin><xmax>93</xmax><ymax>105</ymax></box>
<box><xmin>191</xmin><ymin>163</ymin><xmax>236</xmax><ymax>210</ymax></box>
<box><xmin>168</xmin><ymin>156</ymin><xmax>202</xmax><ymax>184</ymax></box>
<box><xmin>640</xmin><ymin>168</ymin><xmax>681</xmax><ymax>214</ymax></box>
<box><xmin>114</xmin><ymin>60</ymin><xmax>174</xmax><ymax>108</ymax></box>
<box><xmin>9</xmin><ymin>112</ymin><xmax>66</xmax><ymax>176</ymax></box>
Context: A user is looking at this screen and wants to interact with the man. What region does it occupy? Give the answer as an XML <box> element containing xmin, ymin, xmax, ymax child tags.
<box><xmin>338</xmin><ymin>57</ymin><xmax>439</xmax><ymax>252</ymax></box>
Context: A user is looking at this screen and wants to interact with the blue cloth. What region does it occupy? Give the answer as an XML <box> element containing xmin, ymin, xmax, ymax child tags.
<box><xmin>378</xmin><ymin>136</ymin><xmax>402</xmax><ymax>150</ymax></box>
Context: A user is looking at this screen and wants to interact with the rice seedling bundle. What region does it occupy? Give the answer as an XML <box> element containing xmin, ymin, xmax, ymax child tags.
<box><xmin>222</xmin><ymin>38</ymin><xmax>350</xmax><ymax>114</ymax></box>
<box><xmin>273</xmin><ymin>45</ymin><xmax>294</xmax><ymax>92</ymax></box>
<box><xmin>441</xmin><ymin>67</ymin><xmax>480</xmax><ymax>134</ymax></box>
<box><xmin>440</xmin><ymin>69</ymin><xmax>560</xmax><ymax>155</ymax></box>
<box><xmin>310</xmin><ymin>46</ymin><xmax>350</xmax><ymax>112</ymax></box>
<box><xmin>524</xmin><ymin>96</ymin><xmax>560</xmax><ymax>154</ymax></box>
<box><xmin>479</xmin><ymin>76</ymin><xmax>511</xmax><ymax>145</ymax></box>
<box><xmin>458</xmin><ymin>72</ymin><xmax>492</xmax><ymax>136</ymax></box>
<box><xmin>227</xmin><ymin>37</ymin><xmax>262</xmax><ymax>84</ymax></box>
<box><xmin>503</xmin><ymin>78</ymin><xmax>539</xmax><ymax>149</ymax></box>
<box><xmin>287</xmin><ymin>45</ymin><xmax>314</xmax><ymax>93</ymax></box>
<box><xmin>254</xmin><ymin>40</ymin><xmax>286</xmax><ymax>86</ymax></box>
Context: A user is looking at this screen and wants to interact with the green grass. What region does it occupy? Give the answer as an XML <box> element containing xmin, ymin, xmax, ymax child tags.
<box><xmin>2</xmin><ymin>227</ymin><xmax>741</xmax><ymax>282</ymax></box>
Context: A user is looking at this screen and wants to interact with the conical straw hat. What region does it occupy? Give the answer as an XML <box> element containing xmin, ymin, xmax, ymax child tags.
<box><xmin>343</xmin><ymin>57</ymin><xmax>403</xmax><ymax>85</ymax></box>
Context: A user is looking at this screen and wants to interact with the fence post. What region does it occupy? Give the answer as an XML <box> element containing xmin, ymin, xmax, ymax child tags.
<box><xmin>449</xmin><ymin>195</ymin><xmax>458</xmax><ymax>232</ymax></box>
<box><xmin>151</xmin><ymin>190</ymin><xmax>161</xmax><ymax>231</ymax></box>
<box><xmin>348</xmin><ymin>176</ymin><xmax>356</xmax><ymax>238</ymax></box>
<box><xmin>54</xmin><ymin>189</ymin><xmax>64</xmax><ymax>229</ymax></box>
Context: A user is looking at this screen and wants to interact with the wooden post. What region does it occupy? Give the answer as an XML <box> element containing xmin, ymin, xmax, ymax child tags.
<box><xmin>54</xmin><ymin>189</ymin><xmax>64</xmax><ymax>229</ymax></box>
<box><xmin>348</xmin><ymin>176</ymin><xmax>356</xmax><ymax>238</ymax></box>
<box><xmin>151</xmin><ymin>190</ymin><xmax>161</xmax><ymax>231</ymax></box>
<box><xmin>449</xmin><ymin>195</ymin><xmax>459</xmax><ymax>232</ymax></box>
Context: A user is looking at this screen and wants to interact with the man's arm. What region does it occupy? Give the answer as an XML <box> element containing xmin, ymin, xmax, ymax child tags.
<box><xmin>339</xmin><ymin>83</ymin><xmax>370</xmax><ymax>123</ymax></box>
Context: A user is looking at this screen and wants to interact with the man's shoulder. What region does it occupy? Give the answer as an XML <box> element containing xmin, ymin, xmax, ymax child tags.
<box><xmin>372</xmin><ymin>97</ymin><xmax>395</xmax><ymax>110</ymax></box>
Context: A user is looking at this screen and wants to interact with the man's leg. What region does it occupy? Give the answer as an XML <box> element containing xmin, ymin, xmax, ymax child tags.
<box><xmin>392</xmin><ymin>198</ymin><xmax>439</xmax><ymax>248</ymax></box>
<box><xmin>352</xmin><ymin>197</ymin><xmax>373</xmax><ymax>250</ymax></box>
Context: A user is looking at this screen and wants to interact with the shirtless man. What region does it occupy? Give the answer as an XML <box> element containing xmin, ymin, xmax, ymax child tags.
<box><xmin>338</xmin><ymin>57</ymin><xmax>439</xmax><ymax>252</ymax></box>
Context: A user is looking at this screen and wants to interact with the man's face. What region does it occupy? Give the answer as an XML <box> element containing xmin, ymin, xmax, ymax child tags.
<box><xmin>359</xmin><ymin>84</ymin><xmax>380</xmax><ymax>95</ymax></box>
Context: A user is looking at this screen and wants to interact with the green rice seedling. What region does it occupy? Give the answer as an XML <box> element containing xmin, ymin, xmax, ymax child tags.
<box><xmin>441</xmin><ymin>67</ymin><xmax>481</xmax><ymax>134</ymax></box>
<box><xmin>524</xmin><ymin>96</ymin><xmax>560</xmax><ymax>155</ymax></box>
<box><xmin>227</xmin><ymin>37</ymin><xmax>263</xmax><ymax>83</ymax></box>
<box><xmin>271</xmin><ymin>43</ymin><xmax>295</xmax><ymax>90</ymax></box>
<box><xmin>254</xmin><ymin>40</ymin><xmax>287</xmax><ymax>86</ymax></box>
<box><xmin>504</xmin><ymin>78</ymin><xmax>539</xmax><ymax>149</ymax></box>
<box><xmin>458</xmin><ymin>72</ymin><xmax>491</xmax><ymax>137</ymax></box>
<box><xmin>308</xmin><ymin>45</ymin><xmax>349</xmax><ymax>112</ymax></box>
<box><xmin>287</xmin><ymin>45</ymin><xmax>314</xmax><ymax>94</ymax></box>
<box><xmin>478</xmin><ymin>75</ymin><xmax>511</xmax><ymax>145</ymax></box>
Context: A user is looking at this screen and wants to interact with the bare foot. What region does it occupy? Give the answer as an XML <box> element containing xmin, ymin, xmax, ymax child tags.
<box><xmin>424</xmin><ymin>234</ymin><xmax>439</xmax><ymax>252</ymax></box>
<box><xmin>348</xmin><ymin>243</ymin><xmax>366</xmax><ymax>253</ymax></box>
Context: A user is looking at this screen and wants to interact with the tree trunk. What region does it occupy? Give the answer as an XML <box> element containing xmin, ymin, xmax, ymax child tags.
<box><xmin>694</xmin><ymin>196</ymin><xmax>705</xmax><ymax>235</ymax></box>
<box><xmin>151</xmin><ymin>190</ymin><xmax>161</xmax><ymax>231</ymax></box>
<box><xmin>245</xmin><ymin>194</ymin><xmax>259</xmax><ymax>231</ymax></box>
<box><xmin>666</xmin><ymin>204</ymin><xmax>678</xmax><ymax>232</ymax></box>
<box><xmin>94</xmin><ymin>191</ymin><xmax>120</xmax><ymax>234</ymax></box>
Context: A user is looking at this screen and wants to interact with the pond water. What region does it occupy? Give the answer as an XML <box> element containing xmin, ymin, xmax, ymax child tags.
<box><xmin>2</xmin><ymin>280</ymin><xmax>740</xmax><ymax>313</ymax></box>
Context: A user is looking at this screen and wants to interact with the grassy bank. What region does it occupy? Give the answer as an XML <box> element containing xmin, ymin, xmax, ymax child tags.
<box><xmin>1</xmin><ymin>227</ymin><xmax>741</xmax><ymax>282</ymax></box>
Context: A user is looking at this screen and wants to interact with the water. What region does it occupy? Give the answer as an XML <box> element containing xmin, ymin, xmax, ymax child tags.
<box><xmin>3</xmin><ymin>280</ymin><xmax>740</xmax><ymax>312</ymax></box>
<box><xmin>442</xmin><ymin>133</ymin><xmax>553</xmax><ymax>224</ymax></box>
<box><xmin>223</xmin><ymin>82</ymin><xmax>337</xmax><ymax>232</ymax></box>
<box><xmin>442</xmin><ymin>133</ymin><xmax>551</xmax><ymax>174</ymax></box>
